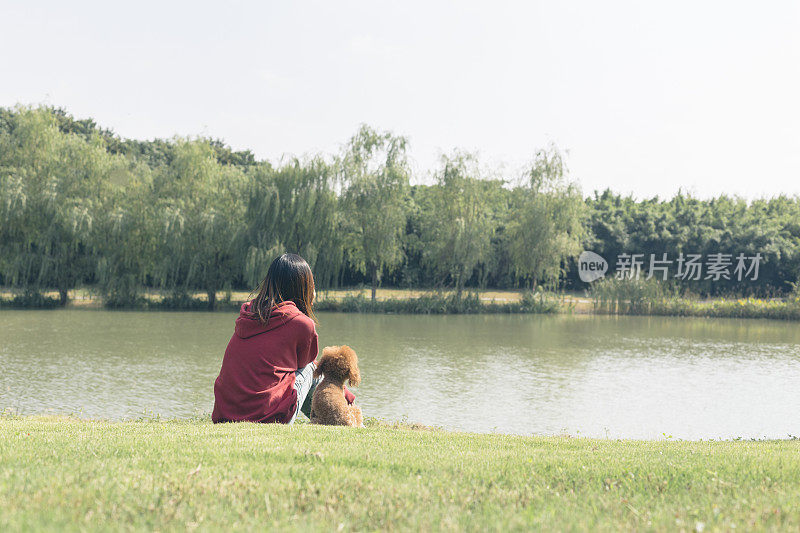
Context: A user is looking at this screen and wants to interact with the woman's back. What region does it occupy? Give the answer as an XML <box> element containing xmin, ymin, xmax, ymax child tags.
<box><xmin>211</xmin><ymin>300</ymin><xmax>318</xmax><ymax>424</ymax></box>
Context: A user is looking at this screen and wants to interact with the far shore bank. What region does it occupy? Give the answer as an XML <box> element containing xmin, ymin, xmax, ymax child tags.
<box><xmin>2</xmin><ymin>287</ymin><xmax>800</xmax><ymax>321</ymax></box>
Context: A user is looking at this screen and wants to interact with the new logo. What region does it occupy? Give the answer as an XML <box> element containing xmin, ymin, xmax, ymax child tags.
<box><xmin>578</xmin><ymin>251</ymin><xmax>608</xmax><ymax>283</ymax></box>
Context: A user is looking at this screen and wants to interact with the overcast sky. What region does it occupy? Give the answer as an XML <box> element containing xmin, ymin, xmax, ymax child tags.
<box><xmin>1</xmin><ymin>1</ymin><xmax>798</xmax><ymax>198</ymax></box>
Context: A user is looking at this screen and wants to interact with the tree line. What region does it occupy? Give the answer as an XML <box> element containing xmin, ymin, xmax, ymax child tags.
<box><xmin>0</xmin><ymin>106</ymin><xmax>797</xmax><ymax>309</ymax></box>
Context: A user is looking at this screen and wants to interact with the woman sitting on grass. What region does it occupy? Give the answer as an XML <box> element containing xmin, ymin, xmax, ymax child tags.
<box><xmin>211</xmin><ymin>253</ymin><xmax>355</xmax><ymax>424</ymax></box>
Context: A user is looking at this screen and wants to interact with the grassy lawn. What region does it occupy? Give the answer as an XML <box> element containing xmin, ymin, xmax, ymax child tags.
<box><xmin>2</xmin><ymin>417</ymin><xmax>799</xmax><ymax>531</ymax></box>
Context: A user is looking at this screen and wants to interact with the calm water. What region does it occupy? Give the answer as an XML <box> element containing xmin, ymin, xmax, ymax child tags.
<box><xmin>2</xmin><ymin>309</ymin><xmax>799</xmax><ymax>439</ymax></box>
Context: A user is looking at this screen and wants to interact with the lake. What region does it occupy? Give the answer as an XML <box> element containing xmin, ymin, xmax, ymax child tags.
<box><xmin>2</xmin><ymin>309</ymin><xmax>799</xmax><ymax>439</ymax></box>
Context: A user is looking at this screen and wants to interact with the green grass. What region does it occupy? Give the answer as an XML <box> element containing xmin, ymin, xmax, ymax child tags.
<box><xmin>6</xmin><ymin>285</ymin><xmax>800</xmax><ymax>321</ymax></box>
<box><xmin>2</xmin><ymin>417</ymin><xmax>800</xmax><ymax>531</ymax></box>
<box><xmin>315</xmin><ymin>291</ymin><xmax>561</xmax><ymax>315</ymax></box>
<box><xmin>648</xmin><ymin>297</ymin><xmax>800</xmax><ymax>320</ymax></box>
<box><xmin>0</xmin><ymin>287</ymin><xmax>560</xmax><ymax>314</ymax></box>
<box><xmin>593</xmin><ymin>294</ymin><xmax>800</xmax><ymax>321</ymax></box>
<box><xmin>590</xmin><ymin>278</ymin><xmax>800</xmax><ymax>321</ymax></box>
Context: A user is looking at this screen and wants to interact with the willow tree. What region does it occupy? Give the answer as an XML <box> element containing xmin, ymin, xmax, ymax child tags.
<box><xmin>505</xmin><ymin>145</ymin><xmax>585</xmax><ymax>289</ymax></box>
<box><xmin>422</xmin><ymin>152</ymin><xmax>497</xmax><ymax>299</ymax></box>
<box><xmin>241</xmin><ymin>162</ymin><xmax>281</xmax><ymax>290</ymax></box>
<box><xmin>0</xmin><ymin>107</ymin><xmax>107</xmax><ymax>305</ymax></box>
<box><xmin>340</xmin><ymin>125</ymin><xmax>409</xmax><ymax>301</ymax></box>
<box><xmin>243</xmin><ymin>157</ymin><xmax>344</xmax><ymax>291</ymax></box>
<box><xmin>153</xmin><ymin>139</ymin><xmax>247</xmax><ymax>309</ymax></box>
<box><xmin>94</xmin><ymin>160</ymin><xmax>156</xmax><ymax>307</ymax></box>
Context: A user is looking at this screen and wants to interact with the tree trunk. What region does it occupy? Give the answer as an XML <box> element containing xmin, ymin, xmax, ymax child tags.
<box><xmin>370</xmin><ymin>265</ymin><xmax>378</xmax><ymax>302</ymax></box>
<box><xmin>58</xmin><ymin>289</ymin><xmax>69</xmax><ymax>307</ymax></box>
<box><xmin>207</xmin><ymin>290</ymin><xmax>216</xmax><ymax>311</ymax></box>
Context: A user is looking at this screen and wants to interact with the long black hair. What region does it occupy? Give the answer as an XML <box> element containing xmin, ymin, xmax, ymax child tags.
<box><xmin>251</xmin><ymin>253</ymin><xmax>316</xmax><ymax>325</ymax></box>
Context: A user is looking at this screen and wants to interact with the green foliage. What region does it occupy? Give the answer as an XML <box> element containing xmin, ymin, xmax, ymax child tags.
<box><xmin>1</xmin><ymin>106</ymin><xmax>799</xmax><ymax>310</ymax></box>
<box><xmin>0</xmin><ymin>289</ymin><xmax>60</xmax><ymax>308</ymax></box>
<box><xmin>591</xmin><ymin>277</ymin><xmax>668</xmax><ymax>314</ymax></box>
<box><xmin>506</xmin><ymin>145</ymin><xmax>586</xmax><ymax>290</ymax></box>
<box><xmin>422</xmin><ymin>152</ymin><xmax>497</xmax><ymax>298</ymax></box>
<box><xmin>592</xmin><ymin>278</ymin><xmax>800</xmax><ymax>320</ymax></box>
<box><xmin>243</xmin><ymin>157</ymin><xmax>343</xmax><ymax>290</ymax></box>
<box><xmin>94</xmin><ymin>160</ymin><xmax>155</xmax><ymax>308</ymax></box>
<box><xmin>790</xmin><ymin>281</ymin><xmax>800</xmax><ymax>303</ymax></box>
<box><xmin>153</xmin><ymin>292</ymin><xmax>237</xmax><ymax>311</ymax></box>
<box><xmin>582</xmin><ymin>189</ymin><xmax>800</xmax><ymax>295</ymax></box>
<box><xmin>651</xmin><ymin>297</ymin><xmax>800</xmax><ymax>320</ymax></box>
<box><xmin>151</xmin><ymin>140</ymin><xmax>247</xmax><ymax>309</ymax></box>
<box><xmin>340</xmin><ymin>125</ymin><xmax>409</xmax><ymax>300</ymax></box>
<box><xmin>0</xmin><ymin>107</ymin><xmax>112</xmax><ymax>305</ymax></box>
<box><xmin>315</xmin><ymin>290</ymin><xmax>560</xmax><ymax>314</ymax></box>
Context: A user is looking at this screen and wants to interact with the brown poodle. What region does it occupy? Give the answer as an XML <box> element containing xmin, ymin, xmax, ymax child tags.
<box><xmin>310</xmin><ymin>345</ymin><xmax>363</xmax><ymax>427</ymax></box>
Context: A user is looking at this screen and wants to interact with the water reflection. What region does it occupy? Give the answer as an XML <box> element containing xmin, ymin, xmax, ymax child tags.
<box><xmin>2</xmin><ymin>310</ymin><xmax>799</xmax><ymax>439</ymax></box>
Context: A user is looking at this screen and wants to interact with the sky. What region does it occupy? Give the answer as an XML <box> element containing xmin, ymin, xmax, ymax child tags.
<box><xmin>1</xmin><ymin>0</ymin><xmax>798</xmax><ymax>198</ymax></box>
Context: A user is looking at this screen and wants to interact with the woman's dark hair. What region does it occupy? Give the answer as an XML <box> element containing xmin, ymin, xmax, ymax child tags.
<box><xmin>251</xmin><ymin>253</ymin><xmax>316</xmax><ymax>324</ymax></box>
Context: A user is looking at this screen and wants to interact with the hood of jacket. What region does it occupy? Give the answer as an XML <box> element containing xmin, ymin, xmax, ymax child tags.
<box><xmin>234</xmin><ymin>300</ymin><xmax>302</xmax><ymax>339</ymax></box>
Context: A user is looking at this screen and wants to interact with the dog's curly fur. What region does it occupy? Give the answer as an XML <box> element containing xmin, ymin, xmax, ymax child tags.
<box><xmin>310</xmin><ymin>345</ymin><xmax>363</xmax><ymax>427</ymax></box>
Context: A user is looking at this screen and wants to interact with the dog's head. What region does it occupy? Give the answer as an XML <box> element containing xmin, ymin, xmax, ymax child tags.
<box><xmin>313</xmin><ymin>345</ymin><xmax>361</xmax><ymax>386</ymax></box>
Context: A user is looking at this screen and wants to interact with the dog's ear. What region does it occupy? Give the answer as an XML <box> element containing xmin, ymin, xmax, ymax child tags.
<box><xmin>349</xmin><ymin>363</ymin><xmax>361</xmax><ymax>387</ymax></box>
<box><xmin>313</xmin><ymin>361</ymin><xmax>323</xmax><ymax>379</ymax></box>
<box><xmin>314</xmin><ymin>346</ymin><xmax>339</xmax><ymax>379</ymax></box>
<box><xmin>342</xmin><ymin>345</ymin><xmax>361</xmax><ymax>387</ymax></box>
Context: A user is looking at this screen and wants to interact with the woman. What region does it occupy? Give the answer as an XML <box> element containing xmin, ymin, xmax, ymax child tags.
<box><xmin>212</xmin><ymin>253</ymin><xmax>354</xmax><ymax>424</ymax></box>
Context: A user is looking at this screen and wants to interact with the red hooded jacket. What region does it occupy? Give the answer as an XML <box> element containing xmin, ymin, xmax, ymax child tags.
<box><xmin>212</xmin><ymin>300</ymin><xmax>354</xmax><ymax>424</ymax></box>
